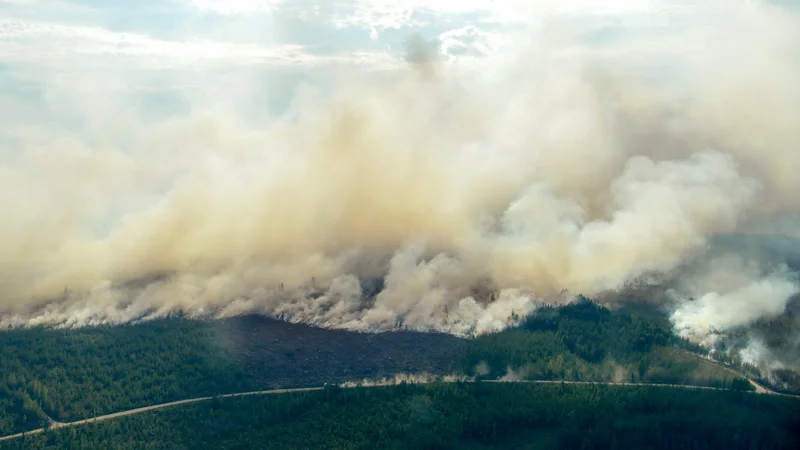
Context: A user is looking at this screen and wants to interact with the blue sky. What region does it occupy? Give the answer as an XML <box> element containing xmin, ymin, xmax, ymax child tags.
<box><xmin>0</xmin><ymin>0</ymin><xmax>798</xmax><ymax>142</ymax></box>
<box><xmin>0</xmin><ymin>0</ymin><xmax>520</xmax><ymax>145</ymax></box>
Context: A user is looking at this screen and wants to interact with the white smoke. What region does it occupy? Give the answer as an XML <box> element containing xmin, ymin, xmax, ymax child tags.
<box><xmin>338</xmin><ymin>372</ymin><xmax>472</xmax><ymax>388</ymax></box>
<box><xmin>1</xmin><ymin>1</ymin><xmax>799</xmax><ymax>345</ymax></box>
<box><xmin>671</xmin><ymin>272</ymin><xmax>799</xmax><ymax>345</ymax></box>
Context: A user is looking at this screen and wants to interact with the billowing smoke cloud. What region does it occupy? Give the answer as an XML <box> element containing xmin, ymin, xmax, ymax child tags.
<box><xmin>1</xmin><ymin>1</ymin><xmax>799</xmax><ymax>358</ymax></box>
<box><xmin>670</xmin><ymin>260</ymin><xmax>799</xmax><ymax>344</ymax></box>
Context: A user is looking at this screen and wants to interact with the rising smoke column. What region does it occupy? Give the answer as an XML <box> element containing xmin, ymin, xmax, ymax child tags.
<box><xmin>0</xmin><ymin>1</ymin><xmax>799</xmax><ymax>351</ymax></box>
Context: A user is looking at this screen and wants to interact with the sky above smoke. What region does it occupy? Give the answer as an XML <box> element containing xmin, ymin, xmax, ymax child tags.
<box><xmin>1</xmin><ymin>0</ymin><xmax>800</xmax><ymax>360</ymax></box>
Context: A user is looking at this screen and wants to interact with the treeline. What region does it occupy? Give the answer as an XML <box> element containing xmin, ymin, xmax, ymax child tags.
<box><xmin>459</xmin><ymin>299</ymin><xmax>752</xmax><ymax>389</ymax></box>
<box><xmin>2</xmin><ymin>382</ymin><xmax>798</xmax><ymax>449</ymax></box>
<box><xmin>0</xmin><ymin>315</ymin><xmax>463</xmax><ymax>437</ymax></box>
<box><xmin>0</xmin><ymin>320</ymin><xmax>253</xmax><ymax>436</ymax></box>
<box><xmin>0</xmin><ymin>300</ymin><xmax>757</xmax><ymax>437</ymax></box>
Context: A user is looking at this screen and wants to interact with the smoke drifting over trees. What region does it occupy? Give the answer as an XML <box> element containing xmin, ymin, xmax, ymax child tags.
<box><xmin>1</xmin><ymin>2</ymin><xmax>799</xmax><ymax>368</ymax></box>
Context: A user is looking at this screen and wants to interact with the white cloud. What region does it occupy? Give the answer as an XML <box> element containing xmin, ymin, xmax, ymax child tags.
<box><xmin>0</xmin><ymin>18</ymin><xmax>395</xmax><ymax>69</ymax></box>
<box><xmin>439</xmin><ymin>26</ymin><xmax>507</xmax><ymax>58</ymax></box>
<box><xmin>0</xmin><ymin>18</ymin><xmax>286</xmax><ymax>61</ymax></box>
<box><xmin>187</xmin><ymin>0</ymin><xmax>279</xmax><ymax>15</ymax></box>
<box><xmin>185</xmin><ymin>0</ymin><xmax>662</xmax><ymax>29</ymax></box>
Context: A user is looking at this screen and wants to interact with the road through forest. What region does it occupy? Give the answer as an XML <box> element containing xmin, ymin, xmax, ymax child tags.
<box><xmin>2</xmin><ymin>374</ymin><xmax>797</xmax><ymax>443</ymax></box>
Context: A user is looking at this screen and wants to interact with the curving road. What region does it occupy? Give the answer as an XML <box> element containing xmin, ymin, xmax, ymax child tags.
<box><xmin>1</xmin><ymin>377</ymin><xmax>796</xmax><ymax>443</ymax></box>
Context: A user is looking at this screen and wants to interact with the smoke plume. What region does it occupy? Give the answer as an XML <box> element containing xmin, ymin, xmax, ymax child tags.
<box><xmin>1</xmin><ymin>1</ymin><xmax>799</xmax><ymax>364</ymax></box>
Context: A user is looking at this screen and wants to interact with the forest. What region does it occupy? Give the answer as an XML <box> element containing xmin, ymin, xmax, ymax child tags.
<box><xmin>2</xmin><ymin>382</ymin><xmax>798</xmax><ymax>449</ymax></box>
<box><xmin>0</xmin><ymin>299</ymin><xmax>764</xmax><ymax>438</ymax></box>
<box><xmin>0</xmin><ymin>314</ymin><xmax>466</xmax><ymax>436</ymax></box>
<box><xmin>0</xmin><ymin>319</ymin><xmax>254</xmax><ymax>435</ymax></box>
<box><xmin>458</xmin><ymin>299</ymin><xmax>751</xmax><ymax>388</ymax></box>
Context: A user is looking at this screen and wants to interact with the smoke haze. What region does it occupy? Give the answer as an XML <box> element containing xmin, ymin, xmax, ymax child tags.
<box><xmin>1</xmin><ymin>1</ymin><xmax>799</xmax><ymax>368</ymax></box>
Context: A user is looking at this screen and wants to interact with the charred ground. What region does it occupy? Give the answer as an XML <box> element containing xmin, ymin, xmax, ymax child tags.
<box><xmin>0</xmin><ymin>314</ymin><xmax>466</xmax><ymax>435</ymax></box>
<box><xmin>213</xmin><ymin>315</ymin><xmax>467</xmax><ymax>388</ymax></box>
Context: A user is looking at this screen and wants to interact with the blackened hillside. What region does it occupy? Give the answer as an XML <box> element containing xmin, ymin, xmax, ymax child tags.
<box><xmin>0</xmin><ymin>316</ymin><xmax>465</xmax><ymax>435</ymax></box>
<box><xmin>214</xmin><ymin>315</ymin><xmax>467</xmax><ymax>388</ymax></box>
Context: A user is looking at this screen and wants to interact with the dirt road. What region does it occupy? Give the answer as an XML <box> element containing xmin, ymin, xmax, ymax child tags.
<box><xmin>2</xmin><ymin>377</ymin><xmax>796</xmax><ymax>443</ymax></box>
<box><xmin>682</xmin><ymin>350</ymin><xmax>800</xmax><ymax>398</ymax></box>
<box><xmin>0</xmin><ymin>387</ymin><xmax>322</xmax><ymax>442</ymax></box>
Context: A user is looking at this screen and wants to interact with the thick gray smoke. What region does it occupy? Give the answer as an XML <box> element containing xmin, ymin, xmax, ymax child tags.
<box><xmin>1</xmin><ymin>1</ymin><xmax>799</xmax><ymax>360</ymax></box>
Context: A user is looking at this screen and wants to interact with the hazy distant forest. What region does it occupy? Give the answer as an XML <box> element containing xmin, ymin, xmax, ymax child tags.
<box><xmin>0</xmin><ymin>300</ymin><xmax>775</xmax><ymax>440</ymax></box>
